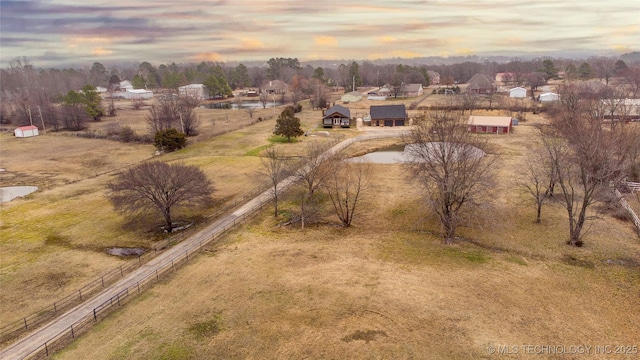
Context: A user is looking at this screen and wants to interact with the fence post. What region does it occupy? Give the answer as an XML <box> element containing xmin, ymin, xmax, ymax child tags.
<box><xmin>45</xmin><ymin>342</ymin><xmax>49</xmax><ymax>356</ymax></box>
<box><xmin>23</xmin><ymin>317</ymin><xmax>27</xmax><ymax>330</ymax></box>
<box><xmin>71</xmin><ymin>325</ymin><xmax>74</xmax><ymax>338</ymax></box>
<box><xmin>120</xmin><ymin>265</ymin><xmax>123</xmax><ymax>276</ymax></box>
<box><xmin>93</xmin><ymin>309</ymin><xmax>97</xmax><ymax>321</ymax></box>
<box><xmin>53</xmin><ymin>302</ymin><xmax>57</xmax><ymax>314</ymax></box>
<box><xmin>79</xmin><ymin>289</ymin><xmax>83</xmax><ymax>301</ymax></box>
<box><xmin>137</xmin><ymin>282</ymin><xmax>140</xmax><ymax>293</ymax></box>
<box><xmin>101</xmin><ymin>276</ymin><xmax>105</xmax><ymax>287</ymax></box>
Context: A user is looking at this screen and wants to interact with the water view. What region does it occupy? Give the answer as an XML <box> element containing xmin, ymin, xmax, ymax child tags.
<box><xmin>348</xmin><ymin>143</ymin><xmax>485</xmax><ymax>164</ymax></box>
<box><xmin>201</xmin><ymin>101</ymin><xmax>283</xmax><ymax>110</ymax></box>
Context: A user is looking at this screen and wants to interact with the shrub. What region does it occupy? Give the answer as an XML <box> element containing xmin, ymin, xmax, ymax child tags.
<box><xmin>154</xmin><ymin>128</ymin><xmax>186</xmax><ymax>152</ymax></box>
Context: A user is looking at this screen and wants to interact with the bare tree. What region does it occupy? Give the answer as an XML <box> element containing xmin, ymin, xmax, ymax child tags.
<box><xmin>404</xmin><ymin>110</ymin><xmax>497</xmax><ymax>244</ymax></box>
<box><xmin>520</xmin><ymin>151</ymin><xmax>554</xmax><ymax>223</ymax></box>
<box><xmin>543</xmin><ymin>87</ymin><xmax>629</xmax><ymax>246</ymax></box>
<box><xmin>295</xmin><ymin>142</ymin><xmax>339</xmax><ymax>229</ymax></box>
<box><xmin>323</xmin><ymin>158</ymin><xmax>371</xmax><ymax>227</ymax></box>
<box><xmin>107</xmin><ymin>162</ymin><xmax>214</xmax><ymax>232</ymax></box>
<box><xmin>258</xmin><ymin>147</ymin><xmax>291</xmax><ymax>217</ymax></box>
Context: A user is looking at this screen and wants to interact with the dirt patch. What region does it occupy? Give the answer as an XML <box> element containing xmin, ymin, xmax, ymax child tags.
<box><xmin>105</xmin><ymin>247</ymin><xmax>146</xmax><ymax>257</ymax></box>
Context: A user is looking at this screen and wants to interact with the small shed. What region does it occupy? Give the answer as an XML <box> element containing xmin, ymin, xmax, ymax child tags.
<box><xmin>539</xmin><ymin>92</ymin><xmax>560</xmax><ymax>102</ymax></box>
<box><xmin>509</xmin><ymin>87</ymin><xmax>527</xmax><ymax>98</ymax></box>
<box><xmin>14</xmin><ymin>125</ymin><xmax>39</xmax><ymax>138</ymax></box>
<box><xmin>467</xmin><ymin>116</ymin><xmax>513</xmax><ymax>134</ymax></box>
<box><xmin>323</xmin><ymin>105</ymin><xmax>351</xmax><ymax>128</ymax></box>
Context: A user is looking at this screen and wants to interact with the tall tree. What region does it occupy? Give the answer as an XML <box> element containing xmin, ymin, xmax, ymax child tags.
<box><xmin>323</xmin><ymin>158</ymin><xmax>371</xmax><ymax>227</ymax></box>
<box><xmin>273</xmin><ymin>106</ymin><xmax>304</xmax><ymax>142</ymax></box>
<box><xmin>107</xmin><ymin>162</ymin><xmax>214</xmax><ymax>232</ymax></box>
<box><xmin>404</xmin><ymin>110</ymin><xmax>497</xmax><ymax>244</ymax></box>
<box><xmin>295</xmin><ymin>142</ymin><xmax>339</xmax><ymax>229</ymax></box>
<box><xmin>258</xmin><ymin>147</ymin><xmax>291</xmax><ymax>217</ymax></box>
<box><xmin>80</xmin><ymin>85</ymin><xmax>105</xmax><ymax>121</ymax></box>
<box><xmin>544</xmin><ymin>84</ymin><xmax>630</xmax><ymax>246</ymax></box>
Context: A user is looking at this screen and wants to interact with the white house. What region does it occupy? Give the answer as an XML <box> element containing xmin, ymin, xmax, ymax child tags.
<box><xmin>179</xmin><ymin>84</ymin><xmax>207</xmax><ymax>99</ymax></box>
<box><xmin>509</xmin><ymin>87</ymin><xmax>527</xmax><ymax>98</ymax></box>
<box><xmin>14</xmin><ymin>125</ymin><xmax>39</xmax><ymax>138</ymax></box>
<box><xmin>539</xmin><ymin>92</ymin><xmax>560</xmax><ymax>102</ymax></box>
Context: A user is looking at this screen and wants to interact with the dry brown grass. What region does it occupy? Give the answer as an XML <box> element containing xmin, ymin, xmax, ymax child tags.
<box><xmin>52</xmin><ymin>114</ymin><xmax>640</xmax><ymax>359</ymax></box>
<box><xmin>0</xmin><ymin>100</ymin><xmax>343</xmax><ymax>325</ymax></box>
<box><xmin>2</xmin><ymin>97</ymin><xmax>639</xmax><ymax>358</ymax></box>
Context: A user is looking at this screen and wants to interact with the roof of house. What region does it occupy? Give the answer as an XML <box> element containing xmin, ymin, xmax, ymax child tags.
<box><xmin>405</xmin><ymin>83</ymin><xmax>423</xmax><ymax>92</ymax></box>
<box><xmin>509</xmin><ymin>87</ymin><xmax>527</xmax><ymax>91</ymax></box>
<box><xmin>324</xmin><ymin>105</ymin><xmax>350</xmax><ymax>119</ymax></box>
<box><xmin>467</xmin><ymin>74</ymin><xmax>494</xmax><ymax>89</ymax></box>
<box><xmin>467</xmin><ymin>116</ymin><xmax>512</xmax><ymax>127</ymax></box>
<box><xmin>16</xmin><ymin>125</ymin><xmax>38</xmax><ymax>131</ymax></box>
<box><xmin>370</xmin><ymin>105</ymin><xmax>407</xmax><ymax>120</ymax></box>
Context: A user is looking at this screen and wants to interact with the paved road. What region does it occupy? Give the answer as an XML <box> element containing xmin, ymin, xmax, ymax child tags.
<box><xmin>0</xmin><ymin>130</ymin><xmax>406</xmax><ymax>360</ymax></box>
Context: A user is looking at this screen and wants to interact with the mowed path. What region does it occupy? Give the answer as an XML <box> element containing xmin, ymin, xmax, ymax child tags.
<box><xmin>0</xmin><ymin>130</ymin><xmax>406</xmax><ymax>360</ymax></box>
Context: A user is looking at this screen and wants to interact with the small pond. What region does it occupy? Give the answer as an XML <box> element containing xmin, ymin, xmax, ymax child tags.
<box><xmin>0</xmin><ymin>186</ymin><xmax>38</xmax><ymax>203</ymax></box>
<box><xmin>201</xmin><ymin>101</ymin><xmax>283</xmax><ymax>110</ymax></box>
<box><xmin>348</xmin><ymin>143</ymin><xmax>485</xmax><ymax>164</ymax></box>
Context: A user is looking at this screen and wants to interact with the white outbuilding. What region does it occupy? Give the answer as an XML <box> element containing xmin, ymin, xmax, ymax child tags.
<box><xmin>539</xmin><ymin>92</ymin><xmax>560</xmax><ymax>102</ymax></box>
<box><xmin>14</xmin><ymin>125</ymin><xmax>39</xmax><ymax>138</ymax></box>
<box><xmin>509</xmin><ymin>87</ymin><xmax>527</xmax><ymax>98</ymax></box>
<box><xmin>179</xmin><ymin>84</ymin><xmax>207</xmax><ymax>99</ymax></box>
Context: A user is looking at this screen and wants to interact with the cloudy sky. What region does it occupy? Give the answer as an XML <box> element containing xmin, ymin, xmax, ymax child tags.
<box><xmin>1</xmin><ymin>0</ymin><xmax>638</xmax><ymax>67</ymax></box>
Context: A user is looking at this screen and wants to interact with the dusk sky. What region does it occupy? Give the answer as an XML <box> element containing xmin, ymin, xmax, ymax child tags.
<box><xmin>1</xmin><ymin>0</ymin><xmax>638</xmax><ymax>68</ymax></box>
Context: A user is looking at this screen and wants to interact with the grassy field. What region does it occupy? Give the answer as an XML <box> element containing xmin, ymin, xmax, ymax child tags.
<box><xmin>2</xmin><ymin>93</ymin><xmax>640</xmax><ymax>358</ymax></box>
<box><xmin>0</xmin><ymin>98</ymin><xmax>341</xmax><ymax>327</ymax></box>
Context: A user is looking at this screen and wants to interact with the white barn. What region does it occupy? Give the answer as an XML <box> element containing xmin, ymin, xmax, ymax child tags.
<box><xmin>509</xmin><ymin>87</ymin><xmax>527</xmax><ymax>98</ymax></box>
<box><xmin>179</xmin><ymin>84</ymin><xmax>207</xmax><ymax>99</ymax></box>
<box><xmin>14</xmin><ymin>125</ymin><xmax>39</xmax><ymax>138</ymax></box>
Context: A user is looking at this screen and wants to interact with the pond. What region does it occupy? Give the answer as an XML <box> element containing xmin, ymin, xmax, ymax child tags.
<box><xmin>347</xmin><ymin>143</ymin><xmax>485</xmax><ymax>164</ymax></box>
<box><xmin>201</xmin><ymin>100</ymin><xmax>283</xmax><ymax>110</ymax></box>
<box><xmin>0</xmin><ymin>186</ymin><xmax>38</xmax><ymax>203</ymax></box>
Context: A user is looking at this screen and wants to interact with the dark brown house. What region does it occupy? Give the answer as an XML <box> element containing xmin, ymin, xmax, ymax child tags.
<box><xmin>323</xmin><ymin>105</ymin><xmax>350</xmax><ymax>128</ymax></box>
<box><xmin>370</xmin><ymin>104</ymin><xmax>407</xmax><ymax>126</ymax></box>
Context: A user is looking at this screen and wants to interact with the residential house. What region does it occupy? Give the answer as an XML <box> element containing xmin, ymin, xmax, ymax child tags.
<box><xmin>467</xmin><ymin>116</ymin><xmax>513</xmax><ymax>134</ymax></box>
<box><xmin>263</xmin><ymin>80</ymin><xmax>289</xmax><ymax>94</ymax></box>
<box><xmin>427</xmin><ymin>70</ymin><xmax>440</xmax><ymax>85</ymax></box>
<box><xmin>14</xmin><ymin>125</ymin><xmax>39</xmax><ymax>138</ymax></box>
<box><xmin>404</xmin><ymin>83</ymin><xmax>424</xmax><ymax>97</ymax></box>
<box><xmin>509</xmin><ymin>87</ymin><xmax>527</xmax><ymax>98</ymax></box>
<box><xmin>323</xmin><ymin>105</ymin><xmax>351</xmax><ymax>128</ymax></box>
<box><xmin>370</xmin><ymin>104</ymin><xmax>407</xmax><ymax>127</ymax></box>
<box><xmin>341</xmin><ymin>91</ymin><xmax>362</xmax><ymax>103</ymax></box>
<box><xmin>466</xmin><ymin>74</ymin><xmax>495</xmax><ymax>94</ymax></box>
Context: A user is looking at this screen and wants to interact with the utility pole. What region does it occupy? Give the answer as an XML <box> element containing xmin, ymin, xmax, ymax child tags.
<box><xmin>27</xmin><ymin>108</ymin><xmax>33</xmax><ymax>126</ymax></box>
<box><xmin>37</xmin><ymin>105</ymin><xmax>47</xmax><ymax>134</ymax></box>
